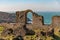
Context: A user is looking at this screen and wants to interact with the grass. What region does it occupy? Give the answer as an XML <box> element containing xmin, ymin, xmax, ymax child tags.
<box><xmin>0</xmin><ymin>26</ymin><xmax>4</xmax><ymax>33</ymax></box>
<box><xmin>23</xmin><ymin>27</ymin><xmax>60</xmax><ymax>40</ymax></box>
<box><xmin>0</xmin><ymin>26</ymin><xmax>60</xmax><ymax>40</ymax></box>
<box><xmin>0</xmin><ymin>26</ymin><xmax>14</xmax><ymax>40</ymax></box>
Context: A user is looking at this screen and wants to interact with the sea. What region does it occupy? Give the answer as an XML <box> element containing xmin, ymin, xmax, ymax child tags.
<box><xmin>27</xmin><ymin>12</ymin><xmax>60</xmax><ymax>24</ymax></box>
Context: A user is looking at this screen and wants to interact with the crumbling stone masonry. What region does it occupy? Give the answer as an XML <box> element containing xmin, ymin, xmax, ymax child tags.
<box><xmin>15</xmin><ymin>9</ymin><xmax>60</xmax><ymax>36</ymax></box>
<box><xmin>0</xmin><ymin>9</ymin><xmax>60</xmax><ymax>40</ymax></box>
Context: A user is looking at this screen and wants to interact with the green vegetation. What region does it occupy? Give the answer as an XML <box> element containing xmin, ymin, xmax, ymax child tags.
<box><xmin>24</xmin><ymin>27</ymin><xmax>60</xmax><ymax>40</ymax></box>
<box><xmin>0</xmin><ymin>26</ymin><xmax>4</xmax><ymax>33</ymax></box>
<box><xmin>0</xmin><ymin>26</ymin><xmax>60</xmax><ymax>40</ymax></box>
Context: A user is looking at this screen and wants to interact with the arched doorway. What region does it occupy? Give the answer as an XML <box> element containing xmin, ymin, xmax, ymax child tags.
<box><xmin>27</xmin><ymin>12</ymin><xmax>32</xmax><ymax>24</ymax></box>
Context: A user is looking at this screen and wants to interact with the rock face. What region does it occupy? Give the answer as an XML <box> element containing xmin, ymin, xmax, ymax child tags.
<box><xmin>0</xmin><ymin>9</ymin><xmax>60</xmax><ymax>40</ymax></box>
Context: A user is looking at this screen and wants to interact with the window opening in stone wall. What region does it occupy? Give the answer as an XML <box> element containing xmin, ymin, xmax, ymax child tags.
<box><xmin>27</xmin><ymin>12</ymin><xmax>32</xmax><ymax>24</ymax></box>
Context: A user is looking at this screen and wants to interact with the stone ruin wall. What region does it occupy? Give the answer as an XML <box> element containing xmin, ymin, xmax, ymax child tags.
<box><xmin>16</xmin><ymin>9</ymin><xmax>60</xmax><ymax>29</ymax></box>
<box><xmin>15</xmin><ymin>9</ymin><xmax>60</xmax><ymax>37</ymax></box>
<box><xmin>0</xmin><ymin>9</ymin><xmax>60</xmax><ymax>37</ymax></box>
<box><xmin>16</xmin><ymin>10</ymin><xmax>44</xmax><ymax>29</ymax></box>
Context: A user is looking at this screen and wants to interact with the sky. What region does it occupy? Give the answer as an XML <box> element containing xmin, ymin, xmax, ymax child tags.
<box><xmin>0</xmin><ymin>0</ymin><xmax>60</xmax><ymax>12</ymax></box>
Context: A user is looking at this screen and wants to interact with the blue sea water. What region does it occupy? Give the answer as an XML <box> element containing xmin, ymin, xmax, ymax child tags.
<box><xmin>27</xmin><ymin>12</ymin><xmax>60</xmax><ymax>24</ymax></box>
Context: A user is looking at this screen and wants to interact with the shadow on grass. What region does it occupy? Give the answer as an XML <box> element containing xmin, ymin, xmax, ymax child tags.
<box><xmin>13</xmin><ymin>35</ymin><xmax>23</xmax><ymax>40</ymax></box>
<box><xmin>53</xmin><ymin>34</ymin><xmax>60</xmax><ymax>40</ymax></box>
